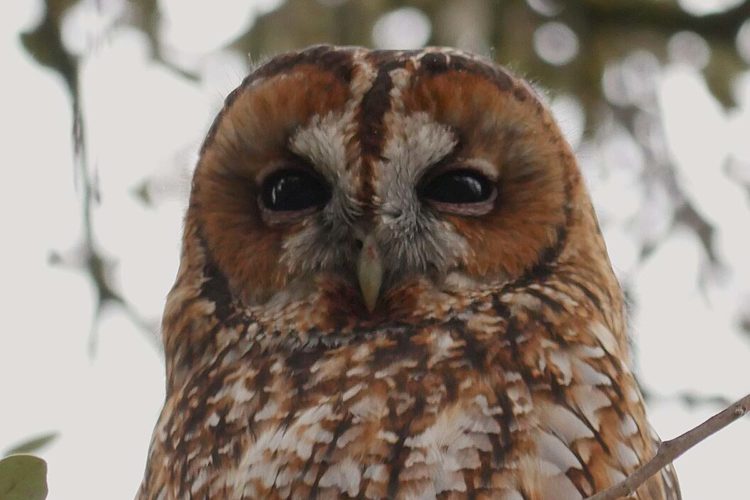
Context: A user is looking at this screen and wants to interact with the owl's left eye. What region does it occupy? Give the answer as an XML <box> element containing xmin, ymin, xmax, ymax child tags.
<box><xmin>418</xmin><ymin>168</ymin><xmax>497</xmax><ymax>214</ymax></box>
<box><xmin>260</xmin><ymin>169</ymin><xmax>330</xmax><ymax>213</ymax></box>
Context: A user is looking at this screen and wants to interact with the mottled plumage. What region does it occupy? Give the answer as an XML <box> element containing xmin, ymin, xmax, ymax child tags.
<box><xmin>139</xmin><ymin>45</ymin><xmax>680</xmax><ymax>499</ymax></box>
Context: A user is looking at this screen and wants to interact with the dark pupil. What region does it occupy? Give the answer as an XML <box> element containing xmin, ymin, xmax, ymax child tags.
<box><xmin>420</xmin><ymin>170</ymin><xmax>493</xmax><ymax>204</ymax></box>
<box><xmin>262</xmin><ymin>171</ymin><xmax>329</xmax><ymax>211</ymax></box>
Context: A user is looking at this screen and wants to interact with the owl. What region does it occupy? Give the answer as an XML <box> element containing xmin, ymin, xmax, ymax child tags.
<box><xmin>138</xmin><ymin>45</ymin><xmax>680</xmax><ymax>499</ymax></box>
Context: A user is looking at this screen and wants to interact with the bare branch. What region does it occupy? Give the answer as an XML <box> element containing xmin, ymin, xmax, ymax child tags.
<box><xmin>587</xmin><ymin>392</ymin><xmax>750</xmax><ymax>500</ymax></box>
<box><xmin>577</xmin><ymin>0</ymin><xmax>750</xmax><ymax>42</ymax></box>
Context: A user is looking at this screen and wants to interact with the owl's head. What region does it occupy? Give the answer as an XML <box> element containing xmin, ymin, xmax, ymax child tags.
<box><xmin>182</xmin><ymin>45</ymin><xmax>601</xmax><ymax>330</ymax></box>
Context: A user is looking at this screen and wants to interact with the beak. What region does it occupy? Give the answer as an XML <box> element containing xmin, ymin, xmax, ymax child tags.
<box><xmin>357</xmin><ymin>233</ymin><xmax>383</xmax><ymax>312</ymax></box>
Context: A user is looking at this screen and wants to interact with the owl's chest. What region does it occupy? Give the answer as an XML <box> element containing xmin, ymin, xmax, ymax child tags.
<box><xmin>158</xmin><ymin>309</ymin><xmax>645</xmax><ymax>499</ymax></box>
<box><xmin>166</xmin><ymin>326</ymin><xmax>574</xmax><ymax>498</ymax></box>
<box><xmin>217</xmin><ymin>362</ymin><xmax>532</xmax><ymax>498</ymax></box>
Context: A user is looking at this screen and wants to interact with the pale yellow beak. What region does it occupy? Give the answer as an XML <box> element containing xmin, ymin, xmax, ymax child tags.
<box><xmin>357</xmin><ymin>234</ymin><xmax>383</xmax><ymax>312</ymax></box>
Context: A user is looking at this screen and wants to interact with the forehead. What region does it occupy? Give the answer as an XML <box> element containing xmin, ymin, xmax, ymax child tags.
<box><xmin>201</xmin><ymin>46</ymin><xmax>541</xmax><ymax>183</ymax></box>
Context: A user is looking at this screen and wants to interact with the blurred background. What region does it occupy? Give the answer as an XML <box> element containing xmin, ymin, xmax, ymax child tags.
<box><xmin>1</xmin><ymin>0</ymin><xmax>749</xmax><ymax>498</ymax></box>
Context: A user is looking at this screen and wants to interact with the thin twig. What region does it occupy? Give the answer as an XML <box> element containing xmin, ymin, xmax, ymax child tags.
<box><xmin>587</xmin><ymin>392</ymin><xmax>750</xmax><ymax>500</ymax></box>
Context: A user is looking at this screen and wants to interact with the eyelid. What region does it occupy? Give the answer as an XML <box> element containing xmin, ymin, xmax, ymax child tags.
<box><xmin>259</xmin><ymin>202</ymin><xmax>320</xmax><ymax>225</ymax></box>
<box><xmin>463</xmin><ymin>159</ymin><xmax>499</xmax><ymax>181</ymax></box>
<box><xmin>420</xmin><ymin>158</ymin><xmax>499</xmax><ymax>184</ymax></box>
<box><xmin>255</xmin><ymin>157</ymin><xmax>320</xmax><ymax>188</ymax></box>
<box><xmin>424</xmin><ymin>188</ymin><xmax>497</xmax><ymax>216</ymax></box>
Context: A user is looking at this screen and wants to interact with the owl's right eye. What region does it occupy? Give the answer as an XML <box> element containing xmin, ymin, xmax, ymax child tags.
<box><xmin>260</xmin><ymin>169</ymin><xmax>331</xmax><ymax>213</ymax></box>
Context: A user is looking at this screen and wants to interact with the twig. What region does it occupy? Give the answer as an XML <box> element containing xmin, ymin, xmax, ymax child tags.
<box><xmin>587</xmin><ymin>392</ymin><xmax>750</xmax><ymax>500</ymax></box>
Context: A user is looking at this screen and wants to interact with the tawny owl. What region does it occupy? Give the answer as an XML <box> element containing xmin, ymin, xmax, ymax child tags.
<box><xmin>138</xmin><ymin>45</ymin><xmax>680</xmax><ymax>499</ymax></box>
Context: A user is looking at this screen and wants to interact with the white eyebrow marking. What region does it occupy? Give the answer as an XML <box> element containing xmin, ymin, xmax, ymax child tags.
<box><xmin>380</xmin><ymin>110</ymin><xmax>458</xmax><ymax>182</ymax></box>
<box><xmin>289</xmin><ymin>111</ymin><xmax>349</xmax><ymax>182</ymax></box>
<box><xmin>287</xmin><ymin>50</ymin><xmax>377</xmax><ymax>194</ymax></box>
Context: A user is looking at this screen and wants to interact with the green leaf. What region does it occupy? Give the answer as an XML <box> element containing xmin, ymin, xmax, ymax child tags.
<box><xmin>4</xmin><ymin>432</ymin><xmax>59</xmax><ymax>456</ymax></box>
<box><xmin>0</xmin><ymin>455</ymin><xmax>48</xmax><ymax>500</ymax></box>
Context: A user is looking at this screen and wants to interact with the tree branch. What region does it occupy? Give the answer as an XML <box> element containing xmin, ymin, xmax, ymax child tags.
<box><xmin>587</xmin><ymin>392</ymin><xmax>750</xmax><ymax>500</ymax></box>
<box><xmin>577</xmin><ymin>0</ymin><xmax>750</xmax><ymax>42</ymax></box>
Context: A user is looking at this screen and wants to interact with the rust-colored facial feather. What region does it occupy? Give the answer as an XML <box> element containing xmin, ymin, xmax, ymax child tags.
<box><xmin>194</xmin><ymin>64</ymin><xmax>354</xmax><ymax>303</ymax></box>
<box><xmin>139</xmin><ymin>46</ymin><xmax>680</xmax><ymax>499</ymax></box>
<box><xmin>400</xmin><ymin>70</ymin><xmax>572</xmax><ymax>280</ymax></box>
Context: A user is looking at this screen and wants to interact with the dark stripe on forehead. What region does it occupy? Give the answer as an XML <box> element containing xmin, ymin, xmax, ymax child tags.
<box><xmin>358</xmin><ymin>59</ymin><xmax>402</xmax><ymax>159</ymax></box>
<box><xmin>358</xmin><ymin>49</ymin><xmax>439</xmax><ymax>160</ymax></box>
<box><xmin>355</xmin><ymin>53</ymin><xmax>411</xmax><ymax>207</ymax></box>
<box><xmin>200</xmin><ymin>45</ymin><xmax>356</xmax><ymax>156</ymax></box>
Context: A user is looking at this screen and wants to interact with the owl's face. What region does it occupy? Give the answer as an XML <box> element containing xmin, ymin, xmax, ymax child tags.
<box><xmin>193</xmin><ymin>46</ymin><xmax>572</xmax><ymax>326</ymax></box>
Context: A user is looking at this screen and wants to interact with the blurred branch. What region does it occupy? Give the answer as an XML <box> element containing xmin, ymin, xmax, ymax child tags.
<box><xmin>674</xmin><ymin>200</ymin><xmax>719</xmax><ymax>264</ymax></box>
<box><xmin>741</xmin><ymin>311</ymin><xmax>750</xmax><ymax>338</ymax></box>
<box><xmin>577</xmin><ymin>0</ymin><xmax>750</xmax><ymax>106</ymax></box>
<box><xmin>578</xmin><ymin>0</ymin><xmax>750</xmax><ymax>42</ymax></box>
<box><xmin>20</xmin><ymin>0</ymin><xmax>79</xmax><ymax>96</ymax></box>
<box><xmin>126</xmin><ymin>0</ymin><xmax>199</xmax><ymax>81</ymax></box>
<box><xmin>588</xmin><ymin>392</ymin><xmax>750</xmax><ymax>500</ymax></box>
<box><xmin>21</xmin><ymin>0</ymin><xmax>160</xmax><ymax>353</ymax></box>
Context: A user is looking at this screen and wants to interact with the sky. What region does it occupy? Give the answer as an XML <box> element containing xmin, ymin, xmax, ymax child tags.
<box><xmin>1</xmin><ymin>1</ymin><xmax>749</xmax><ymax>499</ymax></box>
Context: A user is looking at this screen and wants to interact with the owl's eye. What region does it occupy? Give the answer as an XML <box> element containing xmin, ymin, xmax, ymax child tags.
<box><xmin>260</xmin><ymin>169</ymin><xmax>330</xmax><ymax>212</ymax></box>
<box><xmin>418</xmin><ymin>169</ymin><xmax>496</xmax><ymax>213</ymax></box>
